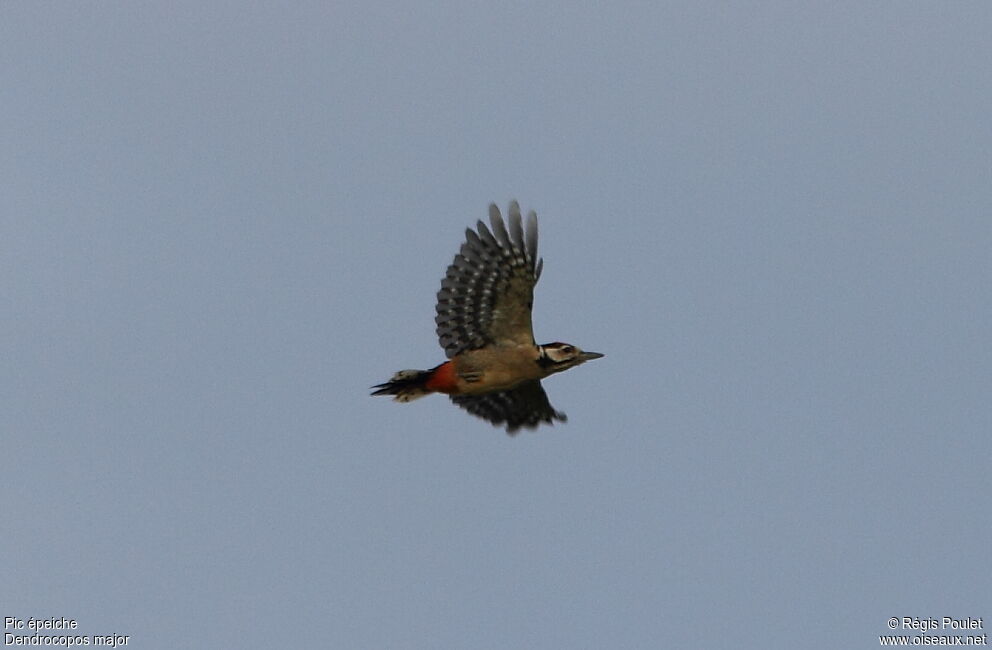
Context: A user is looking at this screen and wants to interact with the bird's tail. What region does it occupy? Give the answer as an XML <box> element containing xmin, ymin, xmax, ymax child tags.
<box><xmin>371</xmin><ymin>369</ymin><xmax>435</xmax><ymax>402</ymax></box>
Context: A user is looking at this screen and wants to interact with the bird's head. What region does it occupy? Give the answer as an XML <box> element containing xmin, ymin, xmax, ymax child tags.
<box><xmin>537</xmin><ymin>342</ymin><xmax>604</xmax><ymax>374</ymax></box>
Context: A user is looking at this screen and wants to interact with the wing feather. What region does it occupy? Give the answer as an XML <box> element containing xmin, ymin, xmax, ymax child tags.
<box><xmin>509</xmin><ymin>201</ymin><xmax>525</xmax><ymax>248</ymax></box>
<box><xmin>526</xmin><ymin>210</ymin><xmax>541</xmax><ymax>281</ymax></box>
<box><xmin>490</xmin><ymin>205</ymin><xmax>512</xmax><ymax>248</ymax></box>
<box><xmin>477</xmin><ymin>219</ymin><xmax>499</xmax><ymax>249</ymax></box>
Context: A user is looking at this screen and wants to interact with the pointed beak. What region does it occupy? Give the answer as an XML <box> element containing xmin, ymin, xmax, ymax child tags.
<box><xmin>580</xmin><ymin>351</ymin><xmax>604</xmax><ymax>361</ymax></box>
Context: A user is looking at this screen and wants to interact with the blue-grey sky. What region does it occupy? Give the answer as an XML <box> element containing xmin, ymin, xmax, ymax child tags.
<box><xmin>3</xmin><ymin>3</ymin><xmax>990</xmax><ymax>648</ymax></box>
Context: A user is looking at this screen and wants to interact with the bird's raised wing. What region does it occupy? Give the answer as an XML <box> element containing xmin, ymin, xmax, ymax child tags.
<box><xmin>435</xmin><ymin>201</ymin><xmax>543</xmax><ymax>358</ymax></box>
<box><xmin>449</xmin><ymin>380</ymin><xmax>566</xmax><ymax>434</ymax></box>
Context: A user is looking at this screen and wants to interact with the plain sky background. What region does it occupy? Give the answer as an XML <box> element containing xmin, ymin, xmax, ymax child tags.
<box><xmin>2</xmin><ymin>2</ymin><xmax>990</xmax><ymax>648</ymax></box>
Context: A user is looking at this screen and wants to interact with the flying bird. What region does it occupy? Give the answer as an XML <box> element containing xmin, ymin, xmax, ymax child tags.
<box><xmin>372</xmin><ymin>201</ymin><xmax>603</xmax><ymax>434</ymax></box>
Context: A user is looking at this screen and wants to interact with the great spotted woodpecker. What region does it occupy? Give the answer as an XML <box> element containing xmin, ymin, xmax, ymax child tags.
<box><xmin>372</xmin><ymin>201</ymin><xmax>603</xmax><ymax>434</ymax></box>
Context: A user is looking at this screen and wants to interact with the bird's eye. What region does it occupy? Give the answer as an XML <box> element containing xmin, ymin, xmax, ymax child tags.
<box><xmin>563</xmin><ymin>346</ymin><xmax>574</xmax><ymax>354</ymax></box>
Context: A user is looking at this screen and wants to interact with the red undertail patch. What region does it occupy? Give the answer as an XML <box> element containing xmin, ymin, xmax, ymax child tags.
<box><xmin>424</xmin><ymin>361</ymin><xmax>458</xmax><ymax>393</ymax></box>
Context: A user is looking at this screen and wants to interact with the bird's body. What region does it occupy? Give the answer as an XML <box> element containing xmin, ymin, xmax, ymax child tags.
<box><xmin>372</xmin><ymin>201</ymin><xmax>602</xmax><ymax>434</ymax></box>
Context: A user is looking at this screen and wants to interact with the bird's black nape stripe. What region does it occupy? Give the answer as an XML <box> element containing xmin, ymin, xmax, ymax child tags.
<box><xmin>536</xmin><ymin>352</ymin><xmax>557</xmax><ymax>369</ymax></box>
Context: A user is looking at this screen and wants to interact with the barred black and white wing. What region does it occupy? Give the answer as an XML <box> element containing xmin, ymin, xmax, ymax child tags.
<box><xmin>450</xmin><ymin>380</ymin><xmax>566</xmax><ymax>435</ymax></box>
<box><xmin>435</xmin><ymin>201</ymin><xmax>543</xmax><ymax>359</ymax></box>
